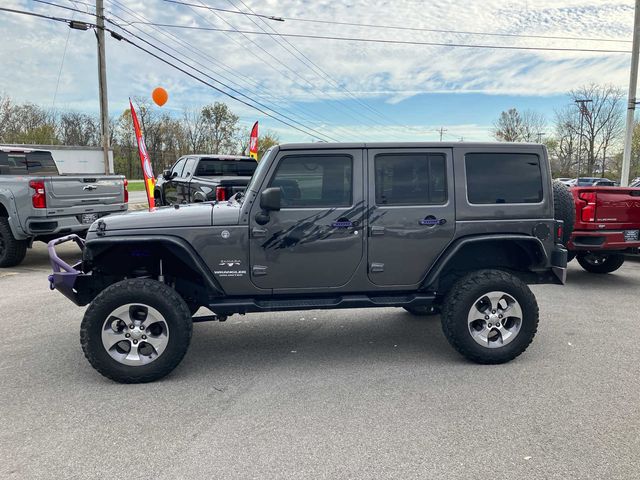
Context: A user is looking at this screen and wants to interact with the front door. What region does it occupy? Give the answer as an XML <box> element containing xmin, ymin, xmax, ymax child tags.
<box><xmin>367</xmin><ymin>148</ymin><xmax>455</xmax><ymax>286</ymax></box>
<box><xmin>249</xmin><ymin>149</ymin><xmax>364</xmax><ymax>290</ymax></box>
<box><xmin>163</xmin><ymin>157</ymin><xmax>186</xmax><ymax>205</ymax></box>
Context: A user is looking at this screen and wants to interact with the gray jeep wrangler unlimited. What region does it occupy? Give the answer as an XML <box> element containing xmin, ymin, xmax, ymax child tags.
<box><xmin>49</xmin><ymin>143</ymin><xmax>570</xmax><ymax>383</ymax></box>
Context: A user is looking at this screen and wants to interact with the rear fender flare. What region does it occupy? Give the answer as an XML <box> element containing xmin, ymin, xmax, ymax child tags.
<box><xmin>0</xmin><ymin>192</ymin><xmax>27</xmax><ymax>239</ymax></box>
<box><xmin>421</xmin><ymin>234</ymin><xmax>548</xmax><ymax>290</ymax></box>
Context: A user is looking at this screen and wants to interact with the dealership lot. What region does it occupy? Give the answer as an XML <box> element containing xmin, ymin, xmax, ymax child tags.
<box><xmin>1</xmin><ymin>243</ymin><xmax>639</xmax><ymax>479</ymax></box>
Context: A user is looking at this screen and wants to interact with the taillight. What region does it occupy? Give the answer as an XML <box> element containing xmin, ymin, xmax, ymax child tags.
<box><xmin>29</xmin><ymin>180</ymin><xmax>46</xmax><ymax>208</ymax></box>
<box><xmin>557</xmin><ymin>223</ymin><xmax>563</xmax><ymax>241</ymax></box>
<box><xmin>123</xmin><ymin>178</ymin><xmax>129</xmax><ymax>203</ymax></box>
<box><xmin>578</xmin><ymin>191</ymin><xmax>596</xmax><ymax>222</ymax></box>
<box><xmin>215</xmin><ymin>186</ymin><xmax>227</xmax><ymax>201</ymax></box>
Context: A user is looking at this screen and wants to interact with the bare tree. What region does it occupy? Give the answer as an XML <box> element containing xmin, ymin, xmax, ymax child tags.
<box><xmin>201</xmin><ymin>102</ymin><xmax>240</xmax><ymax>154</ymax></box>
<box><xmin>492</xmin><ymin>108</ymin><xmax>546</xmax><ymax>142</ymax></box>
<box><xmin>569</xmin><ymin>84</ymin><xmax>624</xmax><ymax>176</ymax></box>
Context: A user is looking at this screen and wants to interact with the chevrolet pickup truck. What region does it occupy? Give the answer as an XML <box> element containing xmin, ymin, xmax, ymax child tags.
<box><xmin>0</xmin><ymin>147</ymin><xmax>127</xmax><ymax>267</ymax></box>
<box><xmin>567</xmin><ymin>185</ymin><xmax>640</xmax><ymax>273</ymax></box>
<box><xmin>154</xmin><ymin>154</ymin><xmax>257</xmax><ymax>206</ymax></box>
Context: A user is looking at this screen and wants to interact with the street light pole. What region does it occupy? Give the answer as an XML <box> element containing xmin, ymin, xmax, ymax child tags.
<box><xmin>96</xmin><ymin>0</ymin><xmax>110</xmax><ymax>174</ymax></box>
<box><xmin>621</xmin><ymin>0</ymin><xmax>640</xmax><ymax>186</ymax></box>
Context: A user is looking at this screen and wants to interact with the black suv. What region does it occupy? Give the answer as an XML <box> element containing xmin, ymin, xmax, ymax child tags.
<box><xmin>49</xmin><ymin>142</ymin><xmax>570</xmax><ymax>383</ymax></box>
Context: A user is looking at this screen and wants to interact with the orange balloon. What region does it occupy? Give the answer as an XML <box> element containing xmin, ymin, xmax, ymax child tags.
<box><xmin>152</xmin><ymin>87</ymin><xmax>168</xmax><ymax>106</ymax></box>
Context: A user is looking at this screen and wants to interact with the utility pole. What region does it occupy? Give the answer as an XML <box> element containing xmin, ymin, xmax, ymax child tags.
<box><xmin>536</xmin><ymin>132</ymin><xmax>546</xmax><ymax>143</ymax></box>
<box><xmin>621</xmin><ymin>0</ymin><xmax>640</xmax><ymax>186</ymax></box>
<box><xmin>437</xmin><ymin>127</ymin><xmax>447</xmax><ymax>142</ymax></box>
<box><xmin>575</xmin><ymin>99</ymin><xmax>592</xmax><ymax>178</ymax></box>
<box><xmin>96</xmin><ymin>0</ymin><xmax>110</xmax><ymax>174</ymax></box>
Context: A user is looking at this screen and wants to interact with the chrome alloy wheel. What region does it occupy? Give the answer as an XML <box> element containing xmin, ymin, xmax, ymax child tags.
<box><xmin>101</xmin><ymin>304</ymin><xmax>170</xmax><ymax>366</ymax></box>
<box><xmin>467</xmin><ymin>291</ymin><xmax>523</xmax><ymax>348</ymax></box>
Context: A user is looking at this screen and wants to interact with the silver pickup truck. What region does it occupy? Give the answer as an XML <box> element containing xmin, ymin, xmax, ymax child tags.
<box><xmin>0</xmin><ymin>147</ymin><xmax>127</xmax><ymax>267</ymax></box>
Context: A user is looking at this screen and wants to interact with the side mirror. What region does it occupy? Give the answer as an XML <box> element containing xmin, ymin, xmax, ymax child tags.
<box><xmin>162</xmin><ymin>169</ymin><xmax>171</xmax><ymax>180</ymax></box>
<box><xmin>260</xmin><ymin>187</ymin><xmax>281</xmax><ymax>211</ymax></box>
<box><xmin>255</xmin><ymin>187</ymin><xmax>281</xmax><ymax>225</ymax></box>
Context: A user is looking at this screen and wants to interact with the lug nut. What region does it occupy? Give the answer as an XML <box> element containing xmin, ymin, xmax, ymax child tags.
<box><xmin>492</xmin><ymin>310</ymin><xmax>496</xmax><ymax>314</ymax></box>
<box><xmin>129</xmin><ymin>324</ymin><xmax>134</xmax><ymax>329</ymax></box>
<box><xmin>496</xmin><ymin>322</ymin><xmax>501</xmax><ymax>327</ymax></box>
<box><xmin>498</xmin><ymin>314</ymin><xmax>503</xmax><ymax>319</ymax></box>
<box><xmin>133</xmin><ymin>340</ymin><xmax>138</xmax><ymax>344</ymax></box>
<box><xmin>140</xmin><ymin>325</ymin><xmax>144</xmax><ymax>330</ymax></box>
<box><xmin>485</xmin><ymin>315</ymin><xmax>489</xmax><ymax>320</ymax></box>
<box><xmin>142</xmin><ymin>335</ymin><xmax>146</xmax><ymax>339</ymax></box>
<box><xmin>125</xmin><ymin>333</ymin><xmax>130</xmax><ymax>338</ymax></box>
<box><xmin>488</xmin><ymin>323</ymin><xmax>492</xmax><ymax>327</ymax></box>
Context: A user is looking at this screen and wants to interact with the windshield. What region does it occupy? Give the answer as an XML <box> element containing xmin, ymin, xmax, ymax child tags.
<box><xmin>245</xmin><ymin>148</ymin><xmax>275</xmax><ymax>194</ymax></box>
<box><xmin>195</xmin><ymin>159</ymin><xmax>257</xmax><ymax>177</ymax></box>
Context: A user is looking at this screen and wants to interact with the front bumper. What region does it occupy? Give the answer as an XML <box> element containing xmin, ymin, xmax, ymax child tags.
<box><xmin>47</xmin><ymin>234</ymin><xmax>89</xmax><ymax>306</ymax></box>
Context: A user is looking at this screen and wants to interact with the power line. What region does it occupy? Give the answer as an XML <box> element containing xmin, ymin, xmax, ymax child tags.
<box><xmin>180</xmin><ymin>0</ymin><xmax>388</xmax><ymax>139</ymax></box>
<box><xmin>163</xmin><ymin>0</ymin><xmax>632</xmax><ymax>45</ymax></box>
<box><xmin>0</xmin><ymin>6</ymin><xmax>336</xmax><ymax>141</ymax></box>
<box><xmin>105</xmin><ymin>0</ymin><xmax>354</xmax><ymax>140</ymax></box>
<box><xmin>224</xmin><ymin>0</ymin><xmax>415</xmax><ymax>139</ymax></box>
<box><xmin>125</xmin><ymin>22</ymin><xmax>632</xmax><ymax>54</ymax></box>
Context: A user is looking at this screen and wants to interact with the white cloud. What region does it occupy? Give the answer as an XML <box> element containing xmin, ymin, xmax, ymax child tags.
<box><xmin>0</xmin><ymin>0</ymin><xmax>634</xmax><ymax>142</ymax></box>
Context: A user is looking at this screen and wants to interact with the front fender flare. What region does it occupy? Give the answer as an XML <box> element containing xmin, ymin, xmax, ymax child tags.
<box><xmin>85</xmin><ymin>235</ymin><xmax>225</xmax><ymax>296</ymax></box>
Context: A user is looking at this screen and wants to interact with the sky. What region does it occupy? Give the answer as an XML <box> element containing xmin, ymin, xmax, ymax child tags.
<box><xmin>0</xmin><ymin>0</ymin><xmax>635</xmax><ymax>143</ymax></box>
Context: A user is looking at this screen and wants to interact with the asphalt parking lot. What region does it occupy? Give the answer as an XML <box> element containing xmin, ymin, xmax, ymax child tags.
<box><xmin>1</xmin><ymin>244</ymin><xmax>639</xmax><ymax>480</ymax></box>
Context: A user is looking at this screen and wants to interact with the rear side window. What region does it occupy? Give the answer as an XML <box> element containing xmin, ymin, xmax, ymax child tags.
<box><xmin>465</xmin><ymin>153</ymin><xmax>543</xmax><ymax>204</ymax></box>
<box><xmin>26</xmin><ymin>152</ymin><xmax>58</xmax><ymax>175</ymax></box>
<box><xmin>0</xmin><ymin>152</ymin><xmax>28</xmax><ymax>174</ymax></box>
<box><xmin>195</xmin><ymin>159</ymin><xmax>258</xmax><ymax>177</ymax></box>
<box><xmin>171</xmin><ymin>158</ymin><xmax>187</xmax><ymax>177</ymax></box>
<box><xmin>269</xmin><ymin>155</ymin><xmax>353</xmax><ymax>207</ymax></box>
<box><xmin>375</xmin><ymin>153</ymin><xmax>447</xmax><ymax>205</ymax></box>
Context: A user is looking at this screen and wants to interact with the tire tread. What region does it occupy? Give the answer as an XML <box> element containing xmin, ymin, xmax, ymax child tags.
<box><xmin>80</xmin><ymin>278</ymin><xmax>192</xmax><ymax>383</ymax></box>
<box><xmin>441</xmin><ymin>269</ymin><xmax>538</xmax><ymax>364</ymax></box>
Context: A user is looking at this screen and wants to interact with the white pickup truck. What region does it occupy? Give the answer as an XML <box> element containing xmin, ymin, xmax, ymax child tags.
<box><xmin>0</xmin><ymin>147</ymin><xmax>127</xmax><ymax>267</ymax></box>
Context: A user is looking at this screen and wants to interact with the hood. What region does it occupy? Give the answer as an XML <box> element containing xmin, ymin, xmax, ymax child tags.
<box><xmin>89</xmin><ymin>203</ymin><xmax>214</xmax><ymax>231</ymax></box>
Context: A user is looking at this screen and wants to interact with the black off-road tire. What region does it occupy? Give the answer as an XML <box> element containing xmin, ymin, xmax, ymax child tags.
<box><xmin>441</xmin><ymin>270</ymin><xmax>539</xmax><ymax>364</ymax></box>
<box><xmin>577</xmin><ymin>252</ymin><xmax>625</xmax><ymax>274</ymax></box>
<box><xmin>0</xmin><ymin>217</ymin><xmax>28</xmax><ymax>268</ymax></box>
<box><xmin>403</xmin><ymin>305</ymin><xmax>440</xmax><ymax>316</ymax></box>
<box><xmin>553</xmin><ymin>180</ymin><xmax>575</xmax><ymax>246</ymax></box>
<box><xmin>81</xmin><ymin>278</ymin><xmax>193</xmax><ymax>383</ymax></box>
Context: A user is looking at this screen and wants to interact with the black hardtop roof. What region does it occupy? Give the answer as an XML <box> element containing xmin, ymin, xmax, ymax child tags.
<box><xmin>278</xmin><ymin>142</ymin><xmax>545</xmax><ymax>150</ymax></box>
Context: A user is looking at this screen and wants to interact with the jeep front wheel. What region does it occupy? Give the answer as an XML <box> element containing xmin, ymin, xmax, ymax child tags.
<box><xmin>576</xmin><ymin>252</ymin><xmax>625</xmax><ymax>274</ymax></box>
<box><xmin>80</xmin><ymin>278</ymin><xmax>193</xmax><ymax>383</ymax></box>
<box><xmin>441</xmin><ymin>270</ymin><xmax>538</xmax><ymax>364</ymax></box>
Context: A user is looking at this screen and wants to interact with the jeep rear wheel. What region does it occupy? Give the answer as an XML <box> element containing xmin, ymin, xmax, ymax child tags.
<box><xmin>577</xmin><ymin>252</ymin><xmax>625</xmax><ymax>274</ymax></box>
<box><xmin>441</xmin><ymin>270</ymin><xmax>538</xmax><ymax>364</ymax></box>
<box><xmin>0</xmin><ymin>217</ymin><xmax>27</xmax><ymax>268</ymax></box>
<box><xmin>81</xmin><ymin>278</ymin><xmax>192</xmax><ymax>383</ymax></box>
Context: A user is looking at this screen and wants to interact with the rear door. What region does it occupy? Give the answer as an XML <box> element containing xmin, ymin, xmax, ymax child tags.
<box><xmin>367</xmin><ymin>148</ymin><xmax>455</xmax><ymax>286</ymax></box>
<box><xmin>249</xmin><ymin>148</ymin><xmax>365</xmax><ymax>290</ymax></box>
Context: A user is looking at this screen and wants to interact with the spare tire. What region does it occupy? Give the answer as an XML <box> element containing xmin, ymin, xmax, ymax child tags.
<box><xmin>552</xmin><ymin>180</ymin><xmax>575</xmax><ymax>246</ymax></box>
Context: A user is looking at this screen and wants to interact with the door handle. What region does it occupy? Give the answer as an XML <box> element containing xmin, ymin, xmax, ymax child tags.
<box><xmin>252</xmin><ymin>227</ymin><xmax>267</xmax><ymax>238</ymax></box>
<box><xmin>331</xmin><ymin>220</ymin><xmax>353</xmax><ymax>228</ymax></box>
<box><xmin>419</xmin><ymin>215</ymin><xmax>446</xmax><ymax>226</ymax></box>
<box><xmin>370</xmin><ymin>226</ymin><xmax>385</xmax><ymax>236</ymax></box>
